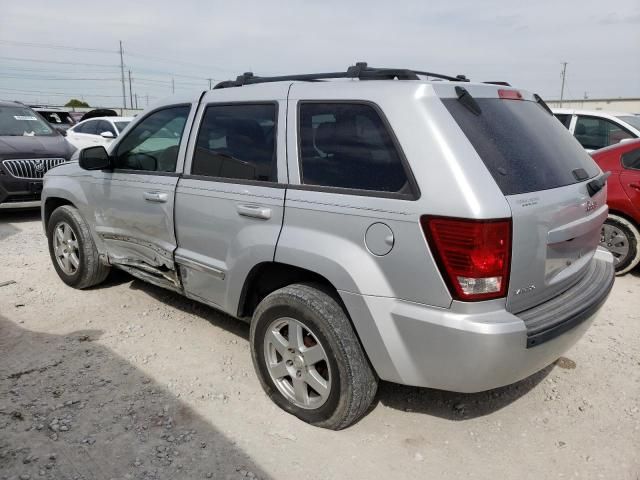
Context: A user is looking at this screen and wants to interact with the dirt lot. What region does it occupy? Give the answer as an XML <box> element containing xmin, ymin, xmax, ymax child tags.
<box><xmin>0</xmin><ymin>209</ymin><xmax>638</xmax><ymax>480</ymax></box>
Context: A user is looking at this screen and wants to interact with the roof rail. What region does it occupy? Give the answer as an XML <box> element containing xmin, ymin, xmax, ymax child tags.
<box><xmin>214</xmin><ymin>62</ymin><xmax>469</xmax><ymax>89</ymax></box>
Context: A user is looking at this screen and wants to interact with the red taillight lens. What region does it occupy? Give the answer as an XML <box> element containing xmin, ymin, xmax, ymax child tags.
<box><xmin>498</xmin><ymin>89</ymin><xmax>523</xmax><ymax>100</ymax></box>
<box><xmin>421</xmin><ymin>216</ymin><xmax>512</xmax><ymax>301</ymax></box>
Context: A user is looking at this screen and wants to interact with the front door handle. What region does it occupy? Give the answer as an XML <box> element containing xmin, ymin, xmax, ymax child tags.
<box><xmin>629</xmin><ymin>183</ymin><xmax>640</xmax><ymax>191</ymax></box>
<box><xmin>236</xmin><ymin>204</ymin><xmax>271</xmax><ymax>220</ymax></box>
<box><xmin>143</xmin><ymin>191</ymin><xmax>169</xmax><ymax>203</ymax></box>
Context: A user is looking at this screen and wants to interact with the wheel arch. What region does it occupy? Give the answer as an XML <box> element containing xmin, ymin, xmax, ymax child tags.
<box><xmin>237</xmin><ymin>262</ymin><xmax>345</xmax><ymax>319</ymax></box>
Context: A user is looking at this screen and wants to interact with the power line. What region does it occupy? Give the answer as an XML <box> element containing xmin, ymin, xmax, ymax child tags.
<box><xmin>0</xmin><ymin>74</ymin><xmax>121</xmax><ymax>81</ymax></box>
<box><xmin>0</xmin><ymin>56</ymin><xmax>120</xmax><ymax>68</ymax></box>
<box><xmin>0</xmin><ymin>39</ymin><xmax>115</xmax><ymax>54</ymax></box>
<box><xmin>0</xmin><ymin>87</ymin><xmax>124</xmax><ymax>98</ymax></box>
<box><xmin>125</xmin><ymin>50</ymin><xmax>234</xmax><ymax>73</ymax></box>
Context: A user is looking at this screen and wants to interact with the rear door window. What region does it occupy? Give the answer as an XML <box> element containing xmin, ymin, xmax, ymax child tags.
<box><xmin>442</xmin><ymin>97</ymin><xmax>599</xmax><ymax>195</ymax></box>
<box><xmin>298</xmin><ymin>102</ymin><xmax>413</xmax><ymax>196</ymax></box>
<box><xmin>191</xmin><ymin>104</ymin><xmax>277</xmax><ymax>182</ymax></box>
<box><xmin>622</xmin><ymin>148</ymin><xmax>640</xmax><ymax>170</ymax></box>
<box><xmin>97</xmin><ymin>120</ymin><xmax>116</xmax><ymax>136</ymax></box>
<box><xmin>76</xmin><ymin>120</ymin><xmax>99</xmax><ymax>135</ymax></box>
<box><xmin>574</xmin><ymin>116</ymin><xmax>634</xmax><ymax>150</ymax></box>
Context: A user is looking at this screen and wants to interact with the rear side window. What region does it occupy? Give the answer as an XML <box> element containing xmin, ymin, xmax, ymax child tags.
<box><xmin>622</xmin><ymin>148</ymin><xmax>640</xmax><ymax>170</ymax></box>
<box><xmin>75</xmin><ymin>120</ymin><xmax>98</xmax><ymax>135</ymax></box>
<box><xmin>298</xmin><ymin>102</ymin><xmax>412</xmax><ymax>195</ymax></box>
<box><xmin>443</xmin><ymin>98</ymin><xmax>599</xmax><ymax>195</ymax></box>
<box><xmin>97</xmin><ymin>120</ymin><xmax>116</xmax><ymax>136</ymax></box>
<box><xmin>574</xmin><ymin>116</ymin><xmax>634</xmax><ymax>150</ymax></box>
<box><xmin>192</xmin><ymin>104</ymin><xmax>277</xmax><ymax>182</ymax></box>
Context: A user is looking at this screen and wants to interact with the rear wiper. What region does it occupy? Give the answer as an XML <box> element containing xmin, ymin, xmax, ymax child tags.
<box><xmin>587</xmin><ymin>171</ymin><xmax>611</xmax><ymax>197</ymax></box>
<box><xmin>455</xmin><ymin>86</ymin><xmax>481</xmax><ymax>115</ymax></box>
<box><xmin>533</xmin><ymin>93</ymin><xmax>553</xmax><ymax>115</ymax></box>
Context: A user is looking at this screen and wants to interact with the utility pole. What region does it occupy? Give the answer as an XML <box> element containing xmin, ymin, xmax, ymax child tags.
<box><xmin>207</xmin><ymin>78</ymin><xmax>212</xmax><ymax>89</ymax></box>
<box><xmin>559</xmin><ymin>62</ymin><xmax>568</xmax><ymax>107</ymax></box>
<box><xmin>171</xmin><ymin>78</ymin><xmax>175</xmax><ymax>94</ymax></box>
<box><xmin>134</xmin><ymin>93</ymin><xmax>138</xmax><ymax>109</ymax></box>
<box><xmin>119</xmin><ymin>41</ymin><xmax>126</xmax><ymax>110</ymax></box>
<box><xmin>128</xmin><ymin>70</ymin><xmax>133</xmax><ymax>109</ymax></box>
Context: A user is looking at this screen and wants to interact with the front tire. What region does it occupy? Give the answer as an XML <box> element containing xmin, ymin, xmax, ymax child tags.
<box><xmin>250</xmin><ymin>283</ymin><xmax>378</xmax><ymax>430</ymax></box>
<box><xmin>600</xmin><ymin>214</ymin><xmax>640</xmax><ymax>275</ymax></box>
<box><xmin>47</xmin><ymin>205</ymin><xmax>110</xmax><ymax>288</ymax></box>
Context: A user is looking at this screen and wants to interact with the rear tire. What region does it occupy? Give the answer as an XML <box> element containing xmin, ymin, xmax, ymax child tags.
<box><xmin>600</xmin><ymin>214</ymin><xmax>640</xmax><ymax>275</ymax></box>
<box><xmin>250</xmin><ymin>283</ymin><xmax>378</xmax><ymax>430</ymax></box>
<box><xmin>47</xmin><ymin>205</ymin><xmax>110</xmax><ymax>288</ymax></box>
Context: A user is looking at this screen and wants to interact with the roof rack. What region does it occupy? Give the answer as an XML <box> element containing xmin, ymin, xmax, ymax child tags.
<box><xmin>214</xmin><ymin>62</ymin><xmax>469</xmax><ymax>89</ymax></box>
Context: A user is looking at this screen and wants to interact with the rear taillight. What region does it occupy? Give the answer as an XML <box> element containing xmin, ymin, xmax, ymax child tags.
<box><xmin>421</xmin><ymin>216</ymin><xmax>512</xmax><ymax>301</ymax></box>
<box><xmin>498</xmin><ymin>89</ymin><xmax>523</xmax><ymax>100</ymax></box>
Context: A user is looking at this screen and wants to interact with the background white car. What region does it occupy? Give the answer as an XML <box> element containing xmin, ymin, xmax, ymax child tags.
<box><xmin>65</xmin><ymin>116</ymin><xmax>132</xmax><ymax>150</ymax></box>
<box><xmin>552</xmin><ymin>108</ymin><xmax>640</xmax><ymax>152</ymax></box>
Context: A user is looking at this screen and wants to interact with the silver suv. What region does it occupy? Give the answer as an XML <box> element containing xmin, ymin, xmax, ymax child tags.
<box><xmin>42</xmin><ymin>64</ymin><xmax>615</xmax><ymax>429</ymax></box>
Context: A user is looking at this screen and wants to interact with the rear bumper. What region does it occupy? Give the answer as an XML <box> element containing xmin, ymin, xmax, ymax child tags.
<box><xmin>340</xmin><ymin>248</ymin><xmax>615</xmax><ymax>392</ymax></box>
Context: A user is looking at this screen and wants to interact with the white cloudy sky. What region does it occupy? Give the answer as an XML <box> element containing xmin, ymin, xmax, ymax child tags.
<box><xmin>1</xmin><ymin>0</ymin><xmax>639</xmax><ymax>107</ymax></box>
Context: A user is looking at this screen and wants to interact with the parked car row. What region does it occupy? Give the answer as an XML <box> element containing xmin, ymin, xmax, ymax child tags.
<box><xmin>0</xmin><ymin>101</ymin><xmax>130</xmax><ymax>208</ymax></box>
<box><xmin>40</xmin><ymin>65</ymin><xmax>616</xmax><ymax>429</ymax></box>
<box><xmin>552</xmin><ymin>108</ymin><xmax>640</xmax><ymax>151</ymax></box>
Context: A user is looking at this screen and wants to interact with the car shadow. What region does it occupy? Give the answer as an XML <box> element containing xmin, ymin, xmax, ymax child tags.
<box><xmin>375</xmin><ymin>364</ymin><xmax>553</xmax><ymax>420</ymax></box>
<box><xmin>124</xmin><ymin>273</ymin><xmax>554</xmax><ymax>422</ymax></box>
<box><xmin>126</xmin><ymin>275</ymin><xmax>250</xmax><ymax>341</ymax></box>
<box><xmin>0</xmin><ymin>208</ymin><xmax>41</xmax><ymax>241</ymax></box>
<box><xmin>0</xmin><ymin>315</ymin><xmax>270</xmax><ymax>479</ymax></box>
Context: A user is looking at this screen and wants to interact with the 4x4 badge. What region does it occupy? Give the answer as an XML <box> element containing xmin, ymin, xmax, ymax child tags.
<box><xmin>585</xmin><ymin>200</ymin><xmax>597</xmax><ymax>213</ymax></box>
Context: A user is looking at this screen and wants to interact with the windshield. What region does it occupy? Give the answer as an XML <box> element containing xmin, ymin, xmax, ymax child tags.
<box><xmin>442</xmin><ymin>98</ymin><xmax>600</xmax><ymax>195</ymax></box>
<box><xmin>114</xmin><ymin>121</ymin><xmax>130</xmax><ymax>133</ymax></box>
<box><xmin>0</xmin><ymin>106</ymin><xmax>55</xmax><ymax>136</ymax></box>
<box><xmin>617</xmin><ymin>115</ymin><xmax>640</xmax><ymax>131</ymax></box>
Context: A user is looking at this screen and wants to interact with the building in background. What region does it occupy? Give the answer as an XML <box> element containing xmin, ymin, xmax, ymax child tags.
<box><xmin>546</xmin><ymin>98</ymin><xmax>640</xmax><ymax>114</ymax></box>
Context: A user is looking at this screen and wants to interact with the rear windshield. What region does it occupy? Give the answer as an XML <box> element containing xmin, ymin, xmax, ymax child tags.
<box><xmin>0</xmin><ymin>105</ymin><xmax>55</xmax><ymax>136</ymax></box>
<box><xmin>442</xmin><ymin>98</ymin><xmax>599</xmax><ymax>195</ymax></box>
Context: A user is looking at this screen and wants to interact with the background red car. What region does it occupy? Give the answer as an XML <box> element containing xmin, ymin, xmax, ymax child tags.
<box><xmin>592</xmin><ymin>139</ymin><xmax>640</xmax><ymax>274</ymax></box>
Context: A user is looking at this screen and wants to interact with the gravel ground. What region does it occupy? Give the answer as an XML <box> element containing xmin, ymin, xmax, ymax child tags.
<box><xmin>0</xmin><ymin>209</ymin><xmax>639</xmax><ymax>480</ymax></box>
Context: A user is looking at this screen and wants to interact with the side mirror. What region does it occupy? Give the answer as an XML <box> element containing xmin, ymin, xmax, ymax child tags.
<box><xmin>100</xmin><ymin>131</ymin><xmax>115</xmax><ymax>139</ymax></box>
<box><xmin>79</xmin><ymin>146</ymin><xmax>111</xmax><ymax>170</ymax></box>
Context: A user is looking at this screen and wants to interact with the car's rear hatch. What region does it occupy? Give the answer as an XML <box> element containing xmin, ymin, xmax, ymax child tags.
<box><xmin>439</xmin><ymin>85</ymin><xmax>606</xmax><ymax>313</ymax></box>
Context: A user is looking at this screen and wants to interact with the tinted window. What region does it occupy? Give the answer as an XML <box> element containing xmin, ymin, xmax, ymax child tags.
<box><xmin>443</xmin><ymin>98</ymin><xmax>599</xmax><ymax>195</ymax></box>
<box><xmin>192</xmin><ymin>104</ymin><xmax>277</xmax><ymax>182</ymax></box>
<box><xmin>75</xmin><ymin>120</ymin><xmax>98</xmax><ymax>135</ymax></box>
<box><xmin>97</xmin><ymin>120</ymin><xmax>116</xmax><ymax>136</ymax></box>
<box><xmin>115</xmin><ymin>106</ymin><xmax>190</xmax><ymax>172</ymax></box>
<box><xmin>622</xmin><ymin>148</ymin><xmax>640</xmax><ymax>170</ymax></box>
<box><xmin>574</xmin><ymin>116</ymin><xmax>634</xmax><ymax>150</ymax></box>
<box><xmin>554</xmin><ymin>114</ymin><xmax>571</xmax><ymax>128</ymax></box>
<box><xmin>298</xmin><ymin>103</ymin><xmax>410</xmax><ymax>194</ymax></box>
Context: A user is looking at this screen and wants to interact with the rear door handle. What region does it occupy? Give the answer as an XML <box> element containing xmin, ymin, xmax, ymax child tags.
<box><xmin>236</xmin><ymin>204</ymin><xmax>271</xmax><ymax>220</ymax></box>
<box><xmin>143</xmin><ymin>191</ymin><xmax>169</xmax><ymax>203</ymax></box>
<box><xmin>630</xmin><ymin>183</ymin><xmax>640</xmax><ymax>191</ymax></box>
